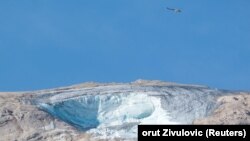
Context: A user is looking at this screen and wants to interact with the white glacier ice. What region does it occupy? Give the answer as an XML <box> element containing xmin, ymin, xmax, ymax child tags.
<box><xmin>40</xmin><ymin>93</ymin><xmax>178</xmax><ymax>139</ymax></box>
<box><xmin>36</xmin><ymin>83</ymin><xmax>222</xmax><ymax>139</ymax></box>
<box><xmin>87</xmin><ymin>93</ymin><xmax>179</xmax><ymax>139</ymax></box>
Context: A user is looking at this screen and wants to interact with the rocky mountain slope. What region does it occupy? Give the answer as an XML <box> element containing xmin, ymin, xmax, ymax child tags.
<box><xmin>0</xmin><ymin>80</ymin><xmax>249</xmax><ymax>141</ymax></box>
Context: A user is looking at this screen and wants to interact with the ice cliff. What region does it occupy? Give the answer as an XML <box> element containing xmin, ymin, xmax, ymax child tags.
<box><xmin>34</xmin><ymin>80</ymin><xmax>225</xmax><ymax>139</ymax></box>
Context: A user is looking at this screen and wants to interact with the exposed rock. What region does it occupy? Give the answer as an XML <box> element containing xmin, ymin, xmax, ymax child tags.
<box><xmin>194</xmin><ymin>94</ymin><xmax>250</xmax><ymax>124</ymax></box>
<box><xmin>0</xmin><ymin>92</ymin><xmax>82</xmax><ymax>141</ymax></box>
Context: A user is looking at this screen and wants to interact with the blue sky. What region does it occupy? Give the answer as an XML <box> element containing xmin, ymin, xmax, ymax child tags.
<box><xmin>0</xmin><ymin>0</ymin><xmax>250</xmax><ymax>91</ymax></box>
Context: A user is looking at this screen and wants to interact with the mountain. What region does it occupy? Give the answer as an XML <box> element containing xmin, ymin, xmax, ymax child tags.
<box><xmin>0</xmin><ymin>80</ymin><xmax>249</xmax><ymax>141</ymax></box>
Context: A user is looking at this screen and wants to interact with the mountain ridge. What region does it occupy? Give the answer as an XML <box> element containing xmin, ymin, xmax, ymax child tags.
<box><xmin>0</xmin><ymin>80</ymin><xmax>249</xmax><ymax>141</ymax></box>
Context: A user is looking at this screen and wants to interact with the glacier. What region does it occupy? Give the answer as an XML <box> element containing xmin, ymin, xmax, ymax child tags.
<box><xmin>35</xmin><ymin>82</ymin><xmax>226</xmax><ymax>139</ymax></box>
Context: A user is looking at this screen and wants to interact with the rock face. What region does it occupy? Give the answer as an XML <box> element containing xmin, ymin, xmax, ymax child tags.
<box><xmin>194</xmin><ymin>94</ymin><xmax>250</xmax><ymax>124</ymax></box>
<box><xmin>0</xmin><ymin>80</ymin><xmax>249</xmax><ymax>141</ymax></box>
<box><xmin>0</xmin><ymin>93</ymin><xmax>83</xmax><ymax>141</ymax></box>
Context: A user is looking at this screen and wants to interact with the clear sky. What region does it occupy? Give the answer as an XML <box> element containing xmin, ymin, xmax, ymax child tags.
<box><xmin>0</xmin><ymin>0</ymin><xmax>250</xmax><ymax>91</ymax></box>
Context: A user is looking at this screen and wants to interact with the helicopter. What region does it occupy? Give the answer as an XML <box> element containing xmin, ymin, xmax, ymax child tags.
<box><xmin>166</xmin><ymin>7</ymin><xmax>182</xmax><ymax>13</ymax></box>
